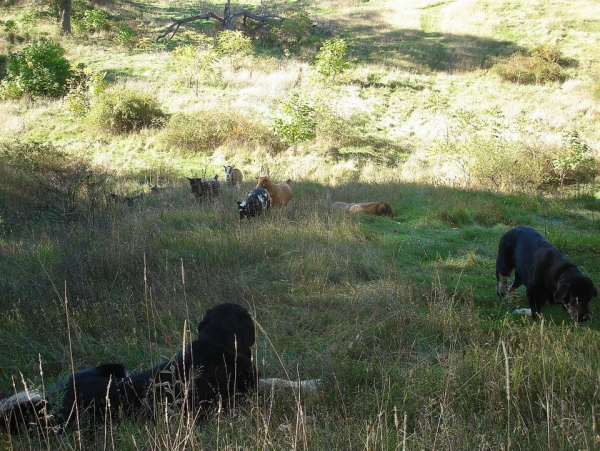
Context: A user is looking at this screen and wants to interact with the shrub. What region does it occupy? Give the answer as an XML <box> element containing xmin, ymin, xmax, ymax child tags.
<box><xmin>216</xmin><ymin>30</ymin><xmax>253</xmax><ymax>59</ymax></box>
<box><xmin>87</xmin><ymin>88</ymin><xmax>166</xmax><ymax>134</ymax></box>
<box><xmin>314</xmin><ymin>38</ymin><xmax>349</xmax><ymax>81</ymax></box>
<box><xmin>0</xmin><ymin>38</ymin><xmax>72</xmax><ymax>99</ymax></box>
<box><xmin>75</xmin><ymin>8</ymin><xmax>110</xmax><ymax>33</ymax></box>
<box><xmin>271</xmin><ymin>92</ymin><xmax>316</xmax><ymax>144</ymax></box>
<box><xmin>160</xmin><ymin>109</ymin><xmax>278</xmax><ymax>154</ymax></box>
<box><xmin>171</xmin><ymin>38</ymin><xmax>220</xmax><ymax>89</ymax></box>
<box><xmin>112</xmin><ymin>21</ymin><xmax>137</xmax><ymax>47</ymax></box>
<box><xmin>551</xmin><ymin>131</ymin><xmax>597</xmax><ymax>188</ymax></box>
<box><xmin>267</xmin><ymin>10</ymin><xmax>314</xmax><ymax>49</ymax></box>
<box><xmin>63</xmin><ymin>63</ymin><xmax>107</xmax><ymax>117</ymax></box>
<box><xmin>493</xmin><ymin>44</ymin><xmax>567</xmax><ymax>85</ymax></box>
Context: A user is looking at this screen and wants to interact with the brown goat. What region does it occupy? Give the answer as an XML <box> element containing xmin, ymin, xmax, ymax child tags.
<box><xmin>255</xmin><ymin>176</ymin><xmax>293</xmax><ymax>207</ymax></box>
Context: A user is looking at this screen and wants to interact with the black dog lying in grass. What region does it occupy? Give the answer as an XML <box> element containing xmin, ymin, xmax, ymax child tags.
<box><xmin>1</xmin><ymin>303</ymin><xmax>257</xmax><ymax>434</ymax></box>
<box><xmin>496</xmin><ymin>226</ymin><xmax>597</xmax><ymax>322</ymax></box>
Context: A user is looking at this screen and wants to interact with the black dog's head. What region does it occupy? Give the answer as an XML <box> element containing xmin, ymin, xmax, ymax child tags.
<box><xmin>554</xmin><ymin>271</ymin><xmax>598</xmax><ymax>322</ymax></box>
<box><xmin>197</xmin><ymin>303</ymin><xmax>256</xmax><ymax>358</ymax></box>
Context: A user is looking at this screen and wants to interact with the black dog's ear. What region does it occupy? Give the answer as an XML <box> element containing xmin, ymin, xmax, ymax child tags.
<box><xmin>554</xmin><ymin>281</ymin><xmax>571</xmax><ymax>303</ymax></box>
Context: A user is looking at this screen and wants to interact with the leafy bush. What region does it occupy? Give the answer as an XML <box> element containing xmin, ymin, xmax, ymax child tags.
<box><xmin>160</xmin><ymin>109</ymin><xmax>278</xmax><ymax>154</ymax></box>
<box><xmin>112</xmin><ymin>21</ymin><xmax>137</xmax><ymax>47</ymax></box>
<box><xmin>493</xmin><ymin>44</ymin><xmax>567</xmax><ymax>84</ymax></box>
<box><xmin>314</xmin><ymin>38</ymin><xmax>349</xmax><ymax>81</ymax></box>
<box><xmin>427</xmin><ymin>108</ymin><xmax>554</xmax><ymax>191</ymax></box>
<box><xmin>75</xmin><ymin>8</ymin><xmax>110</xmax><ymax>33</ymax></box>
<box><xmin>171</xmin><ymin>38</ymin><xmax>220</xmax><ymax>89</ymax></box>
<box><xmin>63</xmin><ymin>63</ymin><xmax>107</xmax><ymax>117</ymax></box>
<box><xmin>87</xmin><ymin>88</ymin><xmax>166</xmax><ymax>134</ymax></box>
<box><xmin>271</xmin><ymin>92</ymin><xmax>316</xmax><ymax>144</ymax></box>
<box><xmin>0</xmin><ymin>39</ymin><xmax>72</xmax><ymax>99</ymax></box>
<box><xmin>551</xmin><ymin>131</ymin><xmax>596</xmax><ymax>188</ymax></box>
<box><xmin>267</xmin><ymin>10</ymin><xmax>314</xmax><ymax>49</ymax></box>
<box><xmin>216</xmin><ymin>30</ymin><xmax>253</xmax><ymax>58</ymax></box>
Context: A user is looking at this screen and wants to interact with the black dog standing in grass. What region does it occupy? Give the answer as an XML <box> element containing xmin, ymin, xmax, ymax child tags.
<box><xmin>496</xmin><ymin>226</ymin><xmax>597</xmax><ymax>322</ymax></box>
<box><xmin>1</xmin><ymin>303</ymin><xmax>258</xmax><ymax>434</ymax></box>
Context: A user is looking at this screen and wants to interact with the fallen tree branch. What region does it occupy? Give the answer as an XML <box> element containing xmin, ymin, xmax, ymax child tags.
<box><xmin>155</xmin><ymin>9</ymin><xmax>285</xmax><ymax>42</ymax></box>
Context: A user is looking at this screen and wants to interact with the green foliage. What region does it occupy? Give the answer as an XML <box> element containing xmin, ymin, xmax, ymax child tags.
<box><xmin>87</xmin><ymin>88</ymin><xmax>166</xmax><ymax>134</ymax></box>
<box><xmin>493</xmin><ymin>44</ymin><xmax>567</xmax><ymax>84</ymax></box>
<box><xmin>428</xmin><ymin>108</ymin><xmax>552</xmax><ymax>191</ymax></box>
<box><xmin>112</xmin><ymin>21</ymin><xmax>137</xmax><ymax>47</ymax></box>
<box><xmin>74</xmin><ymin>8</ymin><xmax>110</xmax><ymax>33</ymax></box>
<box><xmin>0</xmin><ymin>38</ymin><xmax>72</xmax><ymax>99</ymax></box>
<box><xmin>314</xmin><ymin>37</ymin><xmax>349</xmax><ymax>80</ymax></box>
<box><xmin>271</xmin><ymin>92</ymin><xmax>317</xmax><ymax>144</ymax></box>
<box><xmin>552</xmin><ymin>131</ymin><xmax>596</xmax><ymax>188</ymax></box>
<box><xmin>3</xmin><ymin>18</ymin><xmax>16</xmax><ymax>32</ymax></box>
<box><xmin>63</xmin><ymin>63</ymin><xmax>107</xmax><ymax>117</ymax></box>
<box><xmin>268</xmin><ymin>10</ymin><xmax>314</xmax><ymax>49</ymax></box>
<box><xmin>171</xmin><ymin>37</ymin><xmax>220</xmax><ymax>89</ymax></box>
<box><xmin>216</xmin><ymin>30</ymin><xmax>252</xmax><ymax>58</ymax></box>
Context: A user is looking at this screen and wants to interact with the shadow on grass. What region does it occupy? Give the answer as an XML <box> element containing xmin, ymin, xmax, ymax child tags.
<box><xmin>331</xmin><ymin>7</ymin><xmax>525</xmax><ymax>72</ymax></box>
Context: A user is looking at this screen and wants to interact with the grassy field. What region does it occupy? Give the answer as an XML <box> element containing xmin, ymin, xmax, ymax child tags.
<box><xmin>1</xmin><ymin>0</ymin><xmax>600</xmax><ymax>450</ymax></box>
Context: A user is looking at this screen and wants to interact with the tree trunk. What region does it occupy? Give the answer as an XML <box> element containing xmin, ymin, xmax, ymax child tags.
<box><xmin>224</xmin><ymin>0</ymin><xmax>232</xmax><ymax>30</ymax></box>
<box><xmin>58</xmin><ymin>0</ymin><xmax>72</xmax><ymax>34</ymax></box>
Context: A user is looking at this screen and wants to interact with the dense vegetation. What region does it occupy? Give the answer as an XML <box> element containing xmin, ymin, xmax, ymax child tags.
<box><xmin>1</xmin><ymin>0</ymin><xmax>600</xmax><ymax>450</ymax></box>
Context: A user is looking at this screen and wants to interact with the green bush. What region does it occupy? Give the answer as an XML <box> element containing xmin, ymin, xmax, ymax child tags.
<box><xmin>0</xmin><ymin>38</ymin><xmax>72</xmax><ymax>99</ymax></box>
<box><xmin>171</xmin><ymin>38</ymin><xmax>221</xmax><ymax>89</ymax></box>
<box><xmin>112</xmin><ymin>21</ymin><xmax>137</xmax><ymax>47</ymax></box>
<box><xmin>551</xmin><ymin>131</ymin><xmax>597</xmax><ymax>188</ymax></box>
<box><xmin>0</xmin><ymin>140</ymin><xmax>106</xmax><ymax>225</ymax></box>
<box><xmin>271</xmin><ymin>92</ymin><xmax>316</xmax><ymax>144</ymax></box>
<box><xmin>314</xmin><ymin>38</ymin><xmax>349</xmax><ymax>81</ymax></box>
<box><xmin>216</xmin><ymin>30</ymin><xmax>252</xmax><ymax>58</ymax></box>
<box><xmin>75</xmin><ymin>8</ymin><xmax>110</xmax><ymax>33</ymax></box>
<box><xmin>267</xmin><ymin>10</ymin><xmax>314</xmax><ymax>49</ymax></box>
<box><xmin>87</xmin><ymin>88</ymin><xmax>166</xmax><ymax>134</ymax></box>
<box><xmin>63</xmin><ymin>63</ymin><xmax>107</xmax><ymax>117</ymax></box>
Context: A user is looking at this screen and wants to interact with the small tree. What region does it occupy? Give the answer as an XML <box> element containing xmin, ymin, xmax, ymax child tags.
<box><xmin>314</xmin><ymin>37</ymin><xmax>349</xmax><ymax>81</ymax></box>
<box><xmin>552</xmin><ymin>131</ymin><xmax>596</xmax><ymax>188</ymax></box>
<box><xmin>272</xmin><ymin>92</ymin><xmax>316</xmax><ymax>144</ymax></box>
<box><xmin>0</xmin><ymin>39</ymin><xmax>72</xmax><ymax>99</ymax></box>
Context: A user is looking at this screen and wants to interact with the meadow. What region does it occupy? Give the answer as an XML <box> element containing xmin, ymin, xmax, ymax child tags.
<box><xmin>1</xmin><ymin>0</ymin><xmax>600</xmax><ymax>450</ymax></box>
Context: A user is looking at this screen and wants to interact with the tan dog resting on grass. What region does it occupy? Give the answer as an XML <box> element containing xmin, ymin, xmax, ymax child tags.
<box><xmin>333</xmin><ymin>201</ymin><xmax>394</xmax><ymax>218</ymax></box>
<box><xmin>256</xmin><ymin>176</ymin><xmax>293</xmax><ymax>207</ymax></box>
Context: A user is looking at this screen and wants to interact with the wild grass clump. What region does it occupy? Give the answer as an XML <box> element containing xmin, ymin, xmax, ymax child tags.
<box><xmin>492</xmin><ymin>43</ymin><xmax>567</xmax><ymax>84</ymax></box>
<box><xmin>87</xmin><ymin>87</ymin><xmax>166</xmax><ymax>134</ymax></box>
<box><xmin>160</xmin><ymin>109</ymin><xmax>280</xmax><ymax>154</ymax></box>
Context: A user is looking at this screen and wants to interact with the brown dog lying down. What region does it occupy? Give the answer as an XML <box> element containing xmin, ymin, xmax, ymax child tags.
<box><xmin>333</xmin><ymin>202</ymin><xmax>394</xmax><ymax>218</ymax></box>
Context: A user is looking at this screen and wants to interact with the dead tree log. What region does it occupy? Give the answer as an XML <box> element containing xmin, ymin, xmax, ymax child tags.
<box><xmin>155</xmin><ymin>0</ymin><xmax>283</xmax><ymax>42</ymax></box>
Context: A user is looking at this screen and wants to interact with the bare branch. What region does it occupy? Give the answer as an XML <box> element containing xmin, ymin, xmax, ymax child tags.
<box><xmin>155</xmin><ymin>12</ymin><xmax>224</xmax><ymax>42</ymax></box>
<box><xmin>156</xmin><ymin>8</ymin><xmax>285</xmax><ymax>42</ymax></box>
